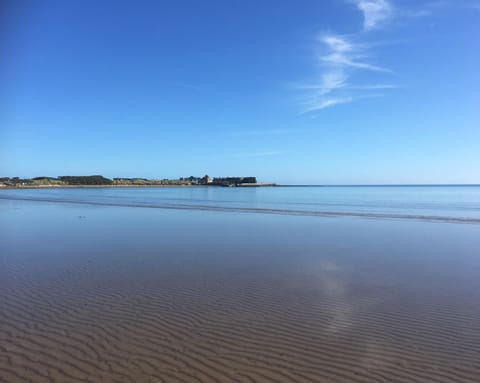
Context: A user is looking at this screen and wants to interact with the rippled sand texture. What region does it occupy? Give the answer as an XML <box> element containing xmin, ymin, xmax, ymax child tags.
<box><xmin>1</xmin><ymin>205</ymin><xmax>480</xmax><ymax>382</ymax></box>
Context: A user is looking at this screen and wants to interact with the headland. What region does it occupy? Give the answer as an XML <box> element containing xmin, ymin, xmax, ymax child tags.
<box><xmin>0</xmin><ymin>175</ymin><xmax>276</xmax><ymax>189</ymax></box>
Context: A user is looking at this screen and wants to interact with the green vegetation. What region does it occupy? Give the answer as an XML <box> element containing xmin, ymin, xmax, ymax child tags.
<box><xmin>58</xmin><ymin>175</ymin><xmax>113</xmax><ymax>185</ymax></box>
<box><xmin>0</xmin><ymin>175</ymin><xmax>268</xmax><ymax>188</ymax></box>
<box><xmin>112</xmin><ymin>178</ymin><xmax>192</xmax><ymax>186</ymax></box>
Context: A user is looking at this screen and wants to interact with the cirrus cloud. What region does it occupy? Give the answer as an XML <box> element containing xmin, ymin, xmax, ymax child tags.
<box><xmin>354</xmin><ymin>0</ymin><xmax>393</xmax><ymax>30</ymax></box>
<box><xmin>297</xmin><ymin>0</ymin><xmax>397</xmax><ymax>113</ymax></box>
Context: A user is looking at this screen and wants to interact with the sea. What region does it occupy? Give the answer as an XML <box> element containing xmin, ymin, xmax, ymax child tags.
<box><xmin>1</xmin><ymin>185</ymin><xmax>480</xmax><ymax>222</ymax></box>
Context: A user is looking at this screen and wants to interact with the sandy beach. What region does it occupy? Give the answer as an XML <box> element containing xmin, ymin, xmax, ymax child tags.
<box><xmin>1</xmin><ymin>196</ymin><xmax>480</xmax><ymax>383</ymax></box>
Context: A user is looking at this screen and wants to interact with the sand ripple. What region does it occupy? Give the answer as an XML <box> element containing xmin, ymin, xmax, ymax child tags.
<box><xmin>1</xmin><ymin>248</ymin><xmax>480</xmax><ymax>383</ymax></box>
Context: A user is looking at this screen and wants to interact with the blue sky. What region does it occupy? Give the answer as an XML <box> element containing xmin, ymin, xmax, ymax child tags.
<box><xmin>2</xmin><ymin>0</ymin><xmax>479</xmax><ymax>184</ymax></box>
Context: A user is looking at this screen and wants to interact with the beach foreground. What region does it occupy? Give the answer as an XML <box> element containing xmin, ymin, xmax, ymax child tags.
<box><xmin>1</xmin><ymin>197</ymin><xmax>480</xmax><ymax>383</ymax></box>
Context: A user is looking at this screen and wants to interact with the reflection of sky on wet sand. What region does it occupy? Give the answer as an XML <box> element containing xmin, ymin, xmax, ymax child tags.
<box><xmin>292</xmin><ymin>229</ymin><xmax>480</xmax><ymax>372</ymax></box>
<box><xmin>1</xmin><ymin>198</ymin><xmax>480</xmax><ymax>381</ymax></box>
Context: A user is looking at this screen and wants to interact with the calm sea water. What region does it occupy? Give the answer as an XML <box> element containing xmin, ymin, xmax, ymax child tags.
<box><xmin>1</xmin><ymin>185</ymin><xmax>480</xmax><ymax>222</ymax></box>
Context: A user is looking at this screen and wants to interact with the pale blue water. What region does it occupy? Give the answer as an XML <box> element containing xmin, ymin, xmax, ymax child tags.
<box><xmin>1</xmin><ymin>185</ymin><xmax>480</xmax><ymax>222</ymax></box>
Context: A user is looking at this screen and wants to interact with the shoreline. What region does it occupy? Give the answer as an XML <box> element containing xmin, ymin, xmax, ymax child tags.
<box><xmin>2</xmin><ymin>194</ymin><xmax>479</xmax><ymax>224</ymax></box>
<box><xmin>2</xmin><ymin>183</ymin><xmax>478</xmax><ymax>190</ymax></box>
<box><xmin>0</xmin><ymin>184</ymin><xmax>205</xmax><ymax>190</ymax></box>
<box><xmin>0</xmin><ymin>183</ymin><xmax>276</xmax><ymax>190</ymax></box>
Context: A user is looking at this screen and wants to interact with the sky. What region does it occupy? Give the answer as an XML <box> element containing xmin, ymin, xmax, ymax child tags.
<box><xmin>1</xmin><ymin>0</ymin><xmax>479</xmax><ymax>184</ymax></box>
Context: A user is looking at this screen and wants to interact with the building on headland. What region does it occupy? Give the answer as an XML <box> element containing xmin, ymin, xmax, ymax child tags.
<box><xmin>211</xmin><ymin>177</ymin><xmax>257</xmax><ymax>186</ymax></box>
<box><xmin>178</xmin><ymin>175</ymin><xmax>212</xmax><ymax>185</ymax></box>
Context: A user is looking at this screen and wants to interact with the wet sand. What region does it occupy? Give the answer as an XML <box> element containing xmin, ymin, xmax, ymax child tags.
<box><xmin>1</xmin><ymin>200</ymin><xmax>480</xmax><ymax>382</ymax></box>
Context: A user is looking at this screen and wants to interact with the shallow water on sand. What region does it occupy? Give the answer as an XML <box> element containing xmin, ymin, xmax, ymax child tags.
<box><xmin>1</xmin><ymin>196</ymin><xmax>480</xmax><ymax>382</ymax></box>
<box><xmin>1</xmin><ymin>185</ymin><xmax>480</xmax><ymax>222</ymax></box>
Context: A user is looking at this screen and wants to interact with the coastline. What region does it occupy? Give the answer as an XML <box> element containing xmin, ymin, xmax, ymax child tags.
<box><xmin>0</xmin><ymin>184</ymin><xmax>207</xmax><ymax>190</ymax></box>
<box><xmin>0</xmin><ymin>183</ymin><xmax>276</xmax><ymax>190</ymax></box>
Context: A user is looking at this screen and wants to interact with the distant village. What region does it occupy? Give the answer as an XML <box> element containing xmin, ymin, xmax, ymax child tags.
<box><xmin>0</xmin><ymin>175</ymin><xmax>275</xmax><ymax>188</ymax></box>
<box><xmin>178</xmin><ymin>175</ymin><xmax>258</xmax><ymax>186</ymax></box>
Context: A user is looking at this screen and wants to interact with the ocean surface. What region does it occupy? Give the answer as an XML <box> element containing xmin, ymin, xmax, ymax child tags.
<box><xmin>1</xmin><ymin>186</ymin><xmax>480</xmax><ymax>382</ymax></box>
<box><xmin>1</xmin><ymin>185</ymin><xmax>480</xmax><ymax>222</ymax></box>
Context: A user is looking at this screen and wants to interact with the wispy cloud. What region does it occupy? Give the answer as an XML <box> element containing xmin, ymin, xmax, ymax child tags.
<box><xmin>399</xmin><ymin>1</ymin><xmax>447</xmax><ymax>19</ymax></box>
<box><xmin>297</xmin><ymin>1</ymin><xmax>397</xmax><ymax>113</ymax></box>
<box><xmin>353</xmin><ymin>0</ymin><xmax>393</xmax><ymax>30</ymax></box>
<box><xmin>299</xmin><ymin>33</ymin><xmax>395</xmax><ymax>113</ymax></box>
<box><xmin>297</xmin><ymin>81</ymin><xmax>397</xmax><ymax>92</ymax></box>
<box><xmin>294</xmin><ymin>0</ymin><xmax>476</xmax><ymax>113</ymax></box>
<box><xmin>302</xmin><ymin>97</ymin><xmax>354</xmax><ymax>113</ymax></box>
<box><xmin>320</xmin><ymin>34</ymin><xmax>391</xmax><ymax>73</ymax></box>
